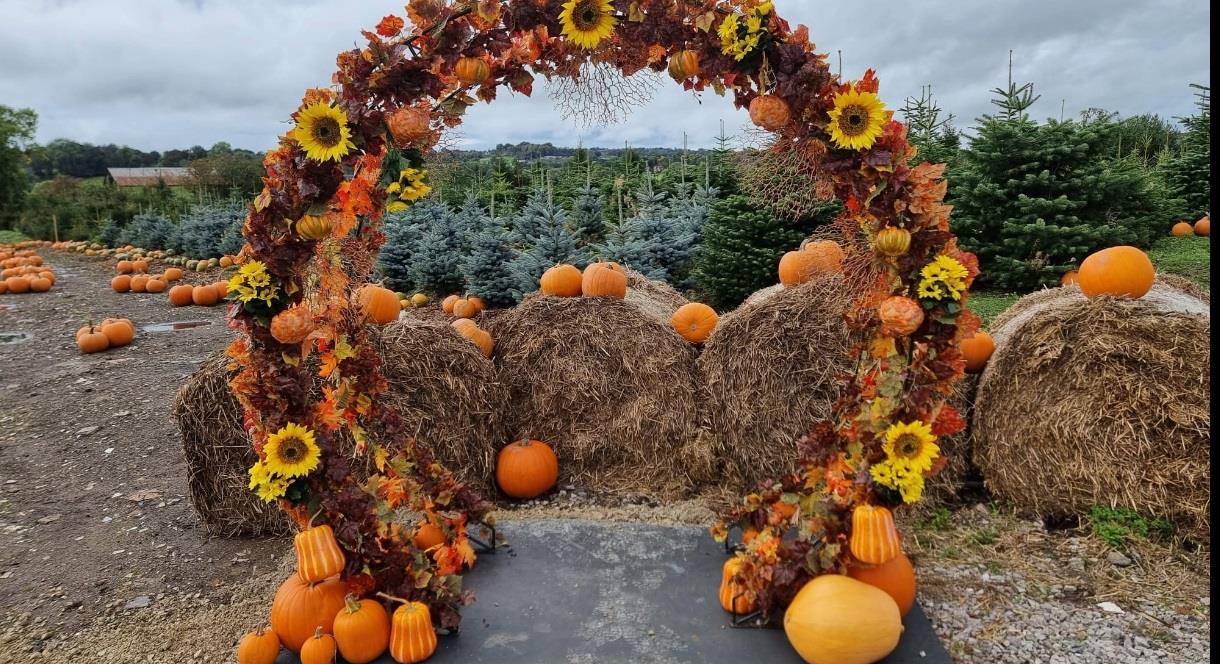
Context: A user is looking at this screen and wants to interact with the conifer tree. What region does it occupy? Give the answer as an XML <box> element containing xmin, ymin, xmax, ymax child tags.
<box><xmin>378</xmin><ymin>204</ymin><xmax>425</xmax><ymax>292</ymax></box>
<box><xmin>901</xmin><ymin>84</ymin><xmax>961</xmax><ymax>168</ymax></box>
<box><xmin>510</xmin><ymin>187</ymin><xmax>587</xmax><ymax>296</ymax></box>
<box><xmin>463</xmin><ymin>207</ymin><xmax>519</xmax><ymax>306</ymax></box>
<box><xmin>407</xmin><ymin>199</ymin><xmax>467</xmax><ymax>295</ymax></box>
<box><xmin>570</xmin><ymin>164</ymin><xmax>606</xmax><ymax>245</ymax></box>
<box><xmin>1158</xmin><ymin>84</ymin><xmax>1210</xmax><ymax>217</ymax></box>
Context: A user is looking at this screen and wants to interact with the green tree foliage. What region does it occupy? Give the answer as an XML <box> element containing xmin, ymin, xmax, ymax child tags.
<box><xmin>407</xmin><ymin>200</ymin><xmax>467</xmax><ymax>295</ymax></box>
<box><xmin>1</xmin><ymin>105</ymin><xmax>37</xmax><ymax>229</ymax></box>
<box><xmin>118</xmin><ymin>211</ymin><xmax>174</xmax><ymax>250</ymax></box>
<box><xmin>570</xmin><ymin>176</ymin><xmax>606</xmax><ymax>244</ymax></box>
<box><xmin>901</xmin><ymin>85</ymin><xmax>961</xmax><ymax>168</ymax></box>
<box><xmin>693</xmin><ymin>194</ymin><xmax>824</xmax><ymax>309</ymax></box>
<box><xmin>951</xmin><ymin>78</ymin><xmax>1178</xmax><ymax>289</ymax></box>
<box><xmin>463</xmin><ymin>210</ymin><xmax>519</xmax><ymax>306</ymax></box>
<box><xmin>1158</xmin><ymin>85</ymin><xmax>1210</xmax><ymax>217</ymax></box>
<box><xmin>599</xmin><ymin>179</ymin><xmax>697</xmax><ymax>282</ymax></box>
<box><xmin>169</xmin><ymin>201</ymin><xmax>245</xmax><ymax>258</ymax></box>
<box><xmin>379</xmin><ymin>207</ymin><xmax>424</xmax><ymax>293</ymax></box>
<box><xmin>510</xmin><ymin>188</ymin><xmax>587</xmax><ymax>296</ymax></box>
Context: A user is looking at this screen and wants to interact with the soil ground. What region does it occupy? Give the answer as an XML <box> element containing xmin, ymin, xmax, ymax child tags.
<box><xmin>0</xmin><ymin>250</ymin><xmax>1210</xmax><ymax>663</ymax></box>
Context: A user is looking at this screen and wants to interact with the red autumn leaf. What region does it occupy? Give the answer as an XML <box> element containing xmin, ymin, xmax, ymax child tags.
<box><xmin>376</xmin><ymin>15</ymin><xmax>405</xmax><ymax>37</ymax></box>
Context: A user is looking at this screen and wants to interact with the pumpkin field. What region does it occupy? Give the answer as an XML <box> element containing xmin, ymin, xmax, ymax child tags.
<box><xmin>0</xmin><ymin>1</ymin><xmax>1213</xmax><ymax>663</ymax></box>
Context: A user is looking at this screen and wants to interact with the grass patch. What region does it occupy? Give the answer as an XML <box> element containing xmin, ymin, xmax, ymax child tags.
<box><xmin>971</xmin><ymin>291</ymin><xmax>1022</xmax><ymax>327</ymax></box>
<box><xmin>968</xmin><ymin>527</ymin><xmax>998</xmax><ymax>546</ymax></box>
<box><xmin>921</xmin><ymin>507</ymin><xmax>953</xmax><ymax>531</ymax></box>
<box><xmin>0</xmin><ymin>230</ymin><xmax>30</xmax><ymax>244</ymax></box>
<box><xmin>1147</xmin><ymin>235</ymin><xmax>1210</xmax><ymax>290</ymax></box>
<box><xmin>1087</xmin><ymin>506</ymin><xmax>1173</xmax><ymax>548</ymax></box>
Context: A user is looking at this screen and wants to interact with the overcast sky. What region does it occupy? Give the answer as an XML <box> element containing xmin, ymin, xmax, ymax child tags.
<box><xmin>0</xmin><ymin>0</ymin><xmax>1210</xmax><ymax>152</ymax></box>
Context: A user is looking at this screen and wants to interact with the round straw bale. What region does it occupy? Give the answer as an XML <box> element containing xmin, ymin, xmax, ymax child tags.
<box><xmin>699</xmin><ymin>275</ymin><xmax>854</xmax><ymax>489</ymax></box>
<box><xmin>173</xmin><ymin>318</ymin><xmax>505</xmax><ymax>537</ymax></box>
<box><xmin>486</xmin><ymin>292</ymin><xmax>709</xmax><ymax>497</ymax></box>
<box><xmin>622</xmin><ymin>267</ymin><xmax>690</xmax><ymax>323</ymax></box>
<box><xmin>973</xmin><ymin>277</ymin><xmax>1210</xmax><ymax>543</ymax></box>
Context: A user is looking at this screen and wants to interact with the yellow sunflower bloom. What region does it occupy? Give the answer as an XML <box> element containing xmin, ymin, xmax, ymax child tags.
<box><xmin>559</xmin><ymin>0</ymin><xmax>617</xmax><ymax>49</ymax></box>
<box><xmin>291</xmin><ymin>102</ymin><xmax>356</xmax><ymax>163</ymax></box>
<box><xmin>827</xmin><ymin>89</ymin><xmax>888</xmax><ymax>151</ymax></box>
<box><xmin>882</xmin><ymin>420</ymin><xmax>940</xmax><ymax>473</ymax></box>
<box><xmin>263</xmin><ymin>422</ymin><xmax>321</xmax><ymax>478</ymax></box>
<box><xmin>897</xmin><ymin>475</ymin><xmax>925</xmax><ymax>504</ymax></box>
<box><xmin>917</xmin><ymin>254</ymin><xmax>970</xmax><ymax>301</ymax></box>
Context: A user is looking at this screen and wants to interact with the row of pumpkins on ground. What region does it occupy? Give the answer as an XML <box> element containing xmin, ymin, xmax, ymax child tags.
<box><xmin>1170</xmin><ymin>215</ymin><xmax>1210</xmax><ymax>237</ymax></box>
<box><xmin>47</xmin><ymin>238</ymin><xmax>240</xmax><ymax>269</ymax></box>
<box><xmin>0</xmin><ymin>247</ymin><xmax>57</xmax><ymax>294</ymax></box>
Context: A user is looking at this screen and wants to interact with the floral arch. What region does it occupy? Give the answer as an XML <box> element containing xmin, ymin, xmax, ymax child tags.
<box><xmin>227</xmin><ymin>0</ymin><xmax>978</xmax><ymax>629</ymax></box>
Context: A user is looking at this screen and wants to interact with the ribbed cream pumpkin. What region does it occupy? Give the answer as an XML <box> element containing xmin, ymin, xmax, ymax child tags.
<box><xmin>783</xmin><ymin>575</ymin><xmax>903</xmax><ymax>664</ymax></box>
<box><xmin>294</xmin><ymin>523</ymin><xmax>346</xmax><ymax>583</ymax></box>
<box><xmin>389</xmin><ymin>601</ymin><xmax>437</xmax><ymax>664</ymax></box>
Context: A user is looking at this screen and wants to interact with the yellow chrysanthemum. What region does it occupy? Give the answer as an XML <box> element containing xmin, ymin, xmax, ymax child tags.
<box><xmin>248</xmin><ymin>460</ymin><xmax>270</xmax><ymax>490</ymax></box>
<box><xmin>917</xmin><ymin>254</ymin><xmax>970</xmax><ymax>301</ymax></box>
<box><xmin>394</xmin><ymin>168</ymin><xmax>432</xmax><ymax>202</ymax></box>
<box><xmin>827</xmin><ymin>89</ymin><xmax>888</xmax><ymax>151</ymax></box>
<box><xmin>263</xmin><ymin>422</ymin><xmax>321</xmax><ymax>478</ymax></box>
<box><xmin>228</xmin><ymin>260</ymin><xmax>279</xmax><ymax>305</ymax></box>
<box><xmin>897</xmin><ymin>476</ymin><xmax>925</xmax><ymax>504</ymax></box>
<box><xmin>253</xmin><ymin>475</ymin><xmax>291</xmax><ymax>503</ymax></box>
<box><xmin>882</xmin><ymin>420</ymin><xmax>940</xmax><ymax>473</ymax></box>
<box><xmin>559</xmin><ymin>0</ymin><xmax>617</xmax><ymax>49</ymax></box>
<box><xmin>386</xmin><ymin>201</ymin><xmax>408</xmax><ymax>213</ymax></box>
<box><xmin>291</xmin><ymin>102</ymin><xmax>356</xmax><ymax>163</ymax></box>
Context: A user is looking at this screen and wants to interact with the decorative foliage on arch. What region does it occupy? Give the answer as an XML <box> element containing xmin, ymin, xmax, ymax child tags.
<box><xmin>226</xmin><ymin>0</ymin><xmax>978</xmax><ymax>628</ymax></box>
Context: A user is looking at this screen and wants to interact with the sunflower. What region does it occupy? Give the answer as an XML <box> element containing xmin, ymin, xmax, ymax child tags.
<box><xmin>827</xmin><ymin>89</ymin><xmax>888</xmax><ymax>151</ymax></box>
<box><xmin>263</xmin><ymin>422</ymin><xmax>321</xmax><ymax>478</ymax></box>
<box><xmin>882</xmin><ymin>420</ymin><xmax>940</xmax><ymax>473</ymax></box>
<box><xmin>291</xmin><ymin>102</ymin><xmax>356</xmax><ymax>163</ymax></box>
<box><xmin>917</xmin><ymin>254</ymin><xmax>970</xmax><ymax>301</ymax></box>
<box><xmin>559</xmin><ymin>0</ymin><xmax>617</xmax><ymax>49</ymax></box>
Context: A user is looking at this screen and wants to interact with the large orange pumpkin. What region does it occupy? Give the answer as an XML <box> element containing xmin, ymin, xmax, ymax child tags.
<box><xmin>877</xmin><ymin>295</ymin><xmax>924</xmax><ymax>336</ymax></box>
<box><xmin>333</xmin><ymin>595</ymin><xmax>390</xmax><ymax>664</ymax></box>
<box><xmin>359</xmin><ymin>285</ymin><xmax>401</xmax><ymax>324</ymax></box>
<box><xmin>848</xmin><ymin>552</ymin><xmax>916</xmax><ymax>617</ymax></box>
<box><xmin>386</xmin><ymin>106</ymin><xmax>432</xmax><ymax>148</ymax></box>
<box><xmin>802</xmin><ymin>240</ymin><xmax>844</xmax><ymax>273</ymax></box>
<box><xmin>129</xmin><ymin>274</ymin><xmax>149</xmax><ymax>293</ymax></box>
<box><xmin>168</xmin><ymin>284</ymin><xmax>194</xmax><ymax>306</ymax></box>
<box><xmin>778</xmin><ymin>250</ymin><xmax>818</xmax><ymax>286</ymax></box>
<box><xmin>541</xmin><ymin>264</ymin><xmax>583</xmax><ymax>296</ymax></box>
<box><xmin>236</xmin><ymin>627</ymin><xmax>281</xmax><ymax>664</ymax></box>
<box><xmin>413</xmin><ymin>520</ymin><xmax>446</xmax><ymax>552</ymax></box>
<box><xmin>850</xmin><ymin>504</ymin><xmax>901</xmax><ymax>565</ymax></box>
<box><xmin>1171</xmin><ymin>221</ymin><xmax>1194</xmax><ymax>236</ymax></box>
<box><xmin>441</xmin><ymin>294</ymin><xmax>460</xmax><ymax>314</ymax></box>
<box><xmin>718</xmin><ymin>557</ymin><xmax>758</xmax><ymax>614</ymax></box>
<box><xmin>1077</xmin><ymin>246</ymin><xmax>1155</xmax><ymax>299</ymax></box>
<box><xmin>28</xmin><ymin>276</ymin><xmax>52</xmax><ymax>292</ymax></box>
<box><xmin>144</xmin><ymin>278</ymin><xmax>166</xmax><ymax>293</ymax></box>
<box><xmin>670</xmin><ymin>302</ymin><xmax>718</xmax><ymax>343</ymax></box>
<box><xmin>455</xmin><ymin>56</ymin><xmax>490</xmax><ymax>85</ymax></box>
<box><xmin>132</xmin><ymin>259</ymin><xmax>149</xmax><ymax>273</ymax></box>
<box><xmin>960</xmin><ymin>331</ymin><xmax>994</xmax><ymax>373</ymax></box>
<box><xmin>668</xmin><ymin>49</ymin><xmax>700</xmax><ymax>81</ymax></box>
<box><xmin>1195</xmin><ymin>216</ymin><xmax>1210</xmax><ymax>236</ymax></box>
<box><xmin>270</xmin><ymin>574</ymin><xmax>347</xmax><ymax>653</ymax></box>
<box><xmin>100</xmin><ymin>319</ymin><xmax>135</xmax><ymax>348</ymax></box>
<box><xmin>163</xmin><ymin>267</ymin><xmax>184</xmax><ymax>282</ymax></box>
<box><xmin>582</xmin><ymin>262</ymin><xmax>627</xmax><ymax>298</ymax></box>
<box><xmin>749</xmin><ymin>94</ymin><xmax>791</xmax><ymax>131</ymax></box>
<box><xmin>116</xmin><ymin>260</ymin><xmax>134</xmax><ymax>274</ymax></box>
<box><xmin>295</xmin><ymin>524</ymin><xmax>346</xmax><ymax>583</ymax></box>
<box><xmin>0</xmin><ymin>280</ymin><xmax>7</xmax><ymax>295</ymax></box>
<box><xmin>452</xmin><ymin>298</ymin><xmax>478</xmax><ymax>319</ymax></box>
<box><xmin>271</xmin><ymin>305</ymin><xmax>315</xmax><ymax>344</ymax></box>
<box><xmin>783</xmin><ymin>575</ymin><xmax>902</xmax><ymax>664</ymax></box>
<box><xmin>77</xmin><ymin>327</ymin><xmax>110</xmax><ymax>354</ymax></box>
<box><xmin>4</xmin><ymin>276</ymin><xmax>29</xmax><ymax>294</ymax></box>
<box><xmin>454</xmin><ymin>322</ymin><xmax>494</xmax><ymax>358</ymax></box>
<box><xmin>192</xmin><ymin>283</ymin><xmax>220</xmax><ymax>306</ymax></box>
<box><xmin>495</xmin><ymin>439</ymin><xmax>559</xmax><ymax>499</ymax></box>
<box><xmin>389</xmin><ymin>601</ymin><xmax>437</xmax><ymax>664</ymax></box>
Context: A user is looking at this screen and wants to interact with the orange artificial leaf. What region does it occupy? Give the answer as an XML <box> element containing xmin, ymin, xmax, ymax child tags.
<box><xmin>376</xmin><ymin>15</ymin><xmax>404</xmax><ymax>37</ymax></box>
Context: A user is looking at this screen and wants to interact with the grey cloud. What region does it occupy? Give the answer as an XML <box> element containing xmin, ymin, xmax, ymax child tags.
<box><xmin>0</xmin><ymin>0</ymin><xmax>1209</xmax><ymax>152</ymax></box>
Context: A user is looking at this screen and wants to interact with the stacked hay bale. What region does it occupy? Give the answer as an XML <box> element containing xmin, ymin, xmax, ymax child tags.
<box><xmin>484</xmin><ymin>280</ymin><xmax>711</xmax><ymax>497</ymax></box>
<box><xmin>973</xmin><ymin>277</ymin><xmax>1210</xmax><ymax>543</ymax></box>
<box><xmin>174</xmin><ymin>318</ymin><xmax>505</xmax><ymax>537</ymax></box>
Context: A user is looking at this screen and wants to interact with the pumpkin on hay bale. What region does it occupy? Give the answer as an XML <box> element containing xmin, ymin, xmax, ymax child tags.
<box><xmin>481</xmin><ymin>280</ymin><xmax>710</xmax><ymax>497</ymax></box>
<box><xmin>173</xmin><ymin>319</ymin><xmax>506</xmax><ymax>537</ymax></box>
<box><xmin>973</xmin><ymin>275</ymin><xmax>1210</xmax><ymax>543</ymax></box>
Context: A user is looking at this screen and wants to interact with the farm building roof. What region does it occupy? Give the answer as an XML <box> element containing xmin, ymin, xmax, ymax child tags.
<box><xmin>106</xmin><ymin>167</ymin><xmax>192</xmax><ymax>187</ymax></box>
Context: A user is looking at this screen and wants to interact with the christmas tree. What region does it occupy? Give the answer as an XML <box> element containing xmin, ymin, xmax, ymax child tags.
<box><xmin>379</xmin><ymin>204</ymin><xmax>426</xmax><ymax>292</ymax></box>
<box><xmin>570</xmin><ymin>166</ymin><xmax>606</xmax><ymax>245</ymax></box>
<box><xmin>510</xmin><ymin>186</ymin><xmax>587</xmax><ymax>297</ymax></box>
<box><xmin>463</xmin><ymin>206</ymin><xmax>519</xmax><ymax>306</ymax></box>
<box><xmin>407</xmin><ymin>199</ymin><xmax>467</xmax><ymax>295</ymax></box>
<box><xmin>901</xmin><ymin>84</ymin><xmax>961</xmax><ymax>168</ymax></box>
<box><xmin>1158</xmin><ymin>84</ymin><xmax>1210</xmax><ymax>217</ymax></box>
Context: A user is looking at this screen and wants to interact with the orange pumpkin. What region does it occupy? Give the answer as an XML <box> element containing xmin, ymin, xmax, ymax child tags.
<box><xmin>455</xmin><ymin>56</ymin><xmax>490</xmax><ymax>85</ymax></box>
<box><xmin>1171</xmin><ymin>221</ymin><xmax>1194</xmax><ymax>236</ymax></box>
<box><xmin>129</xmin><ymin>274</ymin><xmax>149</xmax><ymax>293</ymax></box>
<box><xmin>541</xmin><ymin>264</ymin><xmax>583</xmax><ymax>296</ymax></box>
<box><xmin>358</xmin><ymin>285</ymin><xmax>401</xmax><ymax>324</ymax></box>
<box><xmin>132</xmin><ymin>259</ymin><xmax>149</xmax><ymax>273</ymax></box>
<box><xmin>0</xmin><ymin>280</ymin><xmax>7</xmax><ymax>295</ymax></box>
<box><xmin>875</xmin><ymin>227</ymin><xmax>911</xmax><ymax>257</ymax></box>
<box><xmin>777</xmin><ymin>250</ymin><xmax>818</xmax><ymax>286</ymax></box>
<box><xmin>271</xmin><ymin>305</ymin><xmax>315</xmax><ymax>344</ymax></box>
<box><xmin>802</xmin><ymin>239</ymin><xmax>844</xmax><ymax>272</ymax></box>
<box><xmin>413</xmin><ymin>520</ymin><xmax>446</xmax><ymax>552</ymax></box>
<box><xmin>668</xmin><ymin>49</ymin><xmax>700</xmax><ymax>81</ymax></box>
<box><xmin>386</xmin><ymin>106</ymin><xmax>432</xmax><ymax>148</ymax></box>
<box><xmin>192</xmin><ymin>284</ymin><xmax>220</xmax><ymax>306</ymax></box>
<box><xmin>1060</xmin><ymin>270</ymin><xmax>1079</xmax><ymax>286</ymax></box>
<box><xmin>270</xmin><ymin>574</ymin><xmax>347</xmax><ymax>653</ymax></box>
<box><xmin>719</xmin><ymin>557</ymin><xmax>758</xmax><ymax>614</ymax></box>
<box><xmin>144</xmin><ymin>278</ymin><xmax>166</xmax><ymax>293</ymax></box>
<box><xmin>295</xmin><ymin>523</ymin><xmax>346</xmax><ymax>583</ymax></box>
<box><xmin>1194</xmin><ymin>216</ymin><xmax>1210</xmax><ymax>236</ymax></box>
<box><xmin>297</xmin><ymin>213</ymin><xmax>333</xmax><ymax>240</ymax></box>
<box><xmin>441</xmin><ymin>294</ymin><xmax>460</xmax><ymax>314</ymax></box>
<box><xmin>4</xmin><ymin>276</ymin><xmax>29</xmax><ymax>294</ymax></box>
<box><xmin>236</xmin><ymin>626</ymin><xmax>281</xmax><ymax>664</ymax></box>
<box><xmin>455</xmin><ymin>322</ymin><xmax>494</xmax><ymax>358</ymax></box>
<box><xmin>850</xmin><ymin>504</ymin><xmax>901</xmax><ymax>565</ymax></box>
<box><xmin>452</xmin><ymin>298</ymin><xmax>478</xmax><ymax>319</ymax></box>
<box><xmin>116</xmin><ymin>260</ymin><xmax>134</xmax><ymax>274</ymax></box>
<box><xmin>783</xmin><ymin>575</ymin><xmax>902</xmax><ymax>664</ymax></box>
<box><xmin>77</xmin><ymin>327</ymin><xmax>110</xmax><ymax>354</ymax></box>
<box><xmin>877</xmin><ymin>296</ymin><xmax>924</xmax><ymax>336</ymax></box>
<box><xmin>168</xmin><ymin>284</ymin><xmax>194</xmax><ymax>306</ymax></box>
<box><xmin>749</xmin><ymin>94</ymin><xmax>791</xmax><ymax>131</ymax></box>
<box><xmin>389</xmin><ymin>601</ymin><xmax>437</xmax><ymax>664</ymax></box>
<box><xmin>211</xmin><ymin>280</ymin><xmax>229</xmax><ymax>299</ymax></box>
<box><xmin>848</xmin><ymin>552</ymin><xmax>916</xmax><ymax>617</ymax></box>
<box><xmin>28</xmin><ymin>276</ymin><xmax>52</xmax><ymax>292</ymax></box>
<box><xmin>1077</xmin><ymin>245</ymin><xmax>1155</xmax><ymax>299</ymax></box>
<box><xmin>300</xmin><ymin>627</ymin><xmax>337</xmax><ymax>664</ymax></box>
<box><xmin>219</xmin><ymin>255</ymin><xmax>234</xmax><ymax>268</ymax></box>
<box><xmin>495</xmin><ymin>439</ymin><xmax>559</xmax><ymax>499</ymax></box>
<box><xmin>960</xmin><ymin>330</ymin><xmax>994</xmax><ymax>373</ymax></box>
<box><xmin>163</xmin><ymin>267</ymin><xmax>184</xmax><ymax>281</ymax></box>
<box><xmin>670</xmin><ymin>302</ymin><xmax>718</xmax><ymax>343</ymax></box>
<box><xmin>450</xmin><ymin>318</ymin><xmax>478</xmax><ymax>333</ymax></box>
<box><xmin>582</xmin><ymin>262</ymin><xmax>628</xmax><ymax>298</ymax></box>
<box><xmin>333</xmin><ymin>595</ymin><xmax>390</xmax><ymax>664</ymax></box>
<box><xmin>468</xmin><ymin>296</ymin><xmax>487</xmax><ymax>313</ymax></box>
<box><xmin>100</xmin><ymin>319</ymin><xmax>135</xmax><ymax>347</ymax></box>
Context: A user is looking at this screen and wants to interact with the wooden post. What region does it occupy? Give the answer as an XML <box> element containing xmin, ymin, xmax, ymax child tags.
<box><xmin>52</xmin><ymin>214</ymin><xmax>59</xmax><ymax>243</ymax></box>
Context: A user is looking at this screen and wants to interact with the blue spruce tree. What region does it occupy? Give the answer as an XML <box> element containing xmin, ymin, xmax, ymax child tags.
<box><xmin>510</xmin><ymin>187</ymin><xmax>587</xmax><ymax>297</ymax></box>
<box><xmin>406</xmin><ymin>200</ymin><xmax>466</xmax><ymax>295</ymax></box>
<box><xmin>379</xmin><ymin>205</ymin><xmax>425</xmax><ymax>293</ymax></box>
<box><xmin>463</xmin><ymin>206</ymin><xmax>520</xmax><ymax>307</ymax></box>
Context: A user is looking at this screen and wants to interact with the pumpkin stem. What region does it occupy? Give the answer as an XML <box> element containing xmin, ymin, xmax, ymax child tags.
<box><xmin>306</xmin><ymin>507</ymin><xmax>324</xmax><ymax>529</ymax></box>
<box><xmin>313</xmin><ymin>625</ymin><xmax>323</xmax><ymax>639</ymax></box>
<box><xmin>344</xmin><ymin>593</ymin><xmax>363</xmax><ymax>614</ymax></box>
<box><xmin>376</xmin><ymin>591</ymin><xmax>408</xmax><ymax>606</ymax></box>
